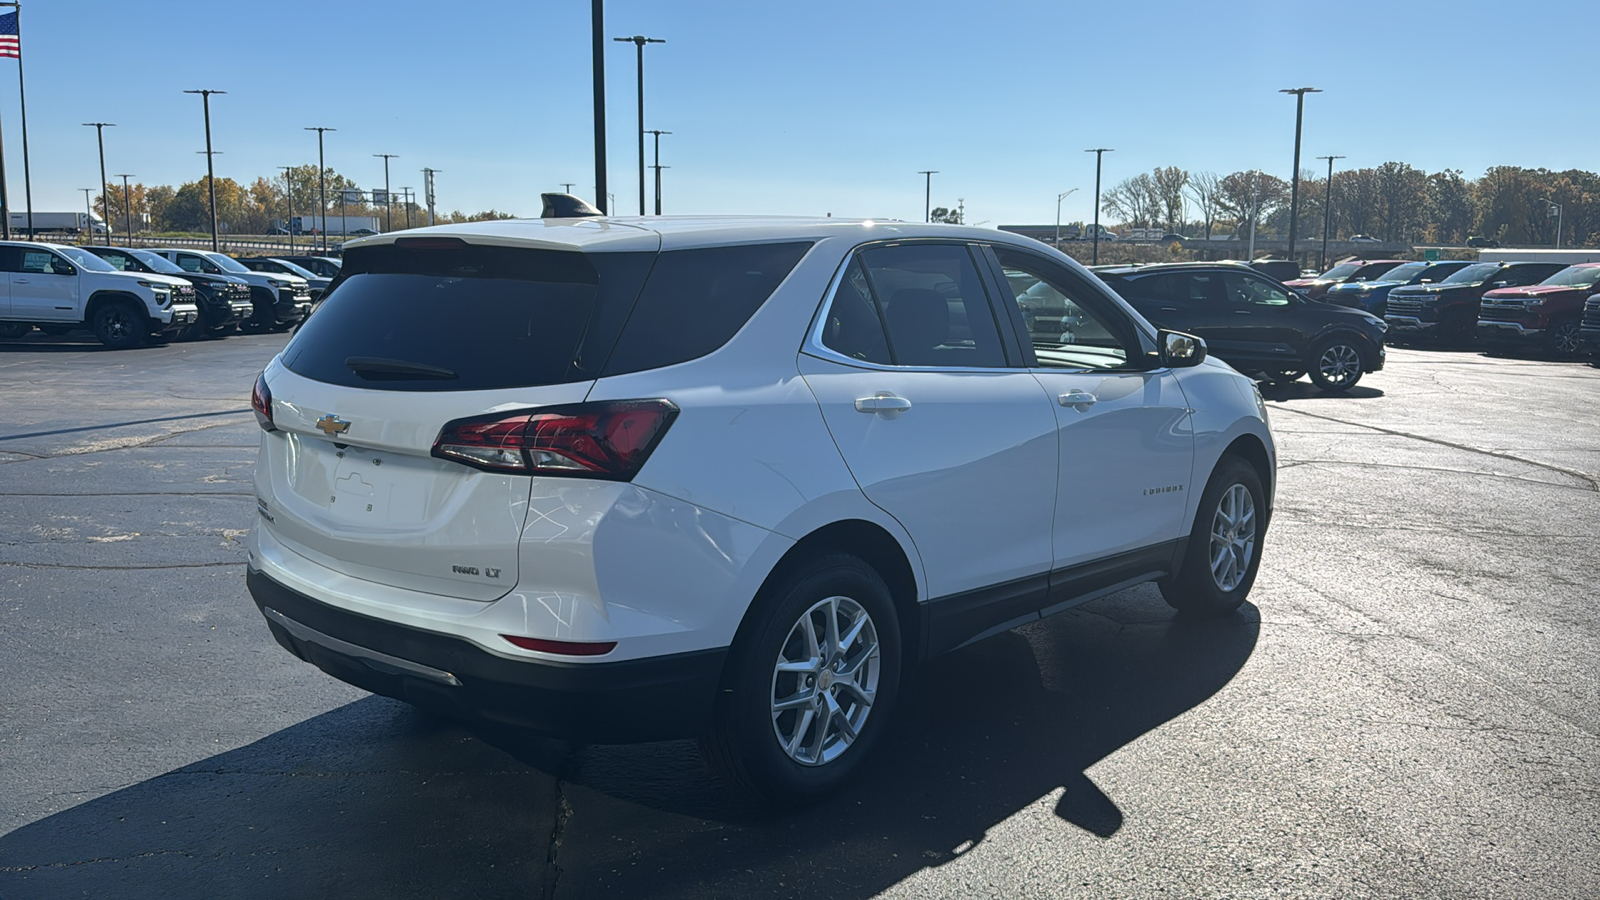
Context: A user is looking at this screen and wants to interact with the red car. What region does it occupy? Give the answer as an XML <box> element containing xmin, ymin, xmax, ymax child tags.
<box><xmin>1285</xmin><ymin>259</ymin><xmax>1407</xmax><ymax>300</ymax></box>
<box><xmin>1477</xmin><ymin>262</ymin><xmax>1600</xmax><ymax>357</ymax></box>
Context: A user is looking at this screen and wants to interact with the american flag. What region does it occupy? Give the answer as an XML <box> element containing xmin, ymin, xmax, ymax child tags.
<box><xmin>0</xmin><ymin>12</ymin><xmax>17</xmax><ymax>59</ymax></box>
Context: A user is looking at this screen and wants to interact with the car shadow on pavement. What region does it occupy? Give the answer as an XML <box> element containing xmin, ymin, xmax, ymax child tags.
<box><xmin>0</xmin><ymin>587</ymin><xmax>1257</xmax><ymax>900</ymax></box>
<box><xmin>1257</xmin><ymin>381</ymin><xmax>1383</xmax><ymax>401</ymax></box>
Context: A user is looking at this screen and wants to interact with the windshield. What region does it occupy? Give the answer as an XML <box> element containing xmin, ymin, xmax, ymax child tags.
<box><xmin>1441</xmin><ymin>263</ymin><xmax>1500</xmax><ymax>284</ymax></box>
<box><xmin>56</xmin><ymin>246</ymin><xmax>118</xmax><ymax>272</ymax></box>
<box><xmin>204</xmin><ymin>252</ymin><xmax>252</xmax><ymax>274</ymax></box>
<box><xmin>268</xmin><ymin>258</ymin><xmax>317</xmax><ymax>279</ymax></box>
<box><xmin>1540</xmin><ymin>265</ymin><xmax>1600</xmax><ymax>288</ymax></box>
<box><xmin>1374</xmin><ymin>263</ymin><xmax>1427</xmax><ymax>283</ymax></box>
<box><xmin>1318</xmin><ymin>263</ymin><xmax>1360</xmax><ymax>280</ymax></box>
<box><xmin>128</xmin><ymin>249</ymin><xmax>187</xmax><ymax>274</ymax></box>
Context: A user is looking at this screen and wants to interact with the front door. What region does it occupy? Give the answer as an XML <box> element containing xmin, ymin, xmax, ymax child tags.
<box><xmin>1220</xmin><ymin>270</ymin><xmax>1307</xmax><ymax>363</ymax></box>
<box><xmin>10</xmin><ymin>248</ymin><xmax>79</xmax><ymax>322</ymax></box>
<box><xmin>799</xmin><ymin>242</ymin><xmax>1059</xmax><ymax>648</ymax></box>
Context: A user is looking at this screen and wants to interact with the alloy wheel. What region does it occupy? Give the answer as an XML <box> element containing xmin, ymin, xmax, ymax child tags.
<box><xmin>770</xmin><ymin>595</ymin><xmax>880</xmax><ymax>766</ymax></box>
<box><xmin>1318</xmin><ymin>343</ymin><xmax>1361</xmax><ymax>387</ymax></box>
<box><xmin>1552</xmin><ymin>322</ymin><xmax>1581</xmax><ymax>355</ymax></box>
<box><xmin>1209</xmin><ymin>483</ymin><xmax>1257</xmax><ymax>592</ymax></box>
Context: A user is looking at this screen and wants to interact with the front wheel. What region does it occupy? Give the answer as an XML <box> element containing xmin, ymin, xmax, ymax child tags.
<box><xmin>0</xmin><ymin>323</ymin><xmax>30</xmax><ymax>339</ymax></box>
<box><xmin>1159</xmin><ymin>456</ymin><xmax>1266</xmax><ymax>617</ymax></box>
<box><xmin>1308</xmin><ymin>336</ymin><xmax>1365</xmax><ymax>392</ymax></box>
<box><xmin>700</xmin><ymin>553</ymin><xmax>902</xmax><ymax>806</ymax></box>
<box><xmin>1549</xmin><ymin>318</ymin><xmax>1582</xmax><ymax>357</ymax></box>
<box><xmin>92</xmin><ymin>303</ymin><xmax>147</xmax><ymax>350</ymax></box>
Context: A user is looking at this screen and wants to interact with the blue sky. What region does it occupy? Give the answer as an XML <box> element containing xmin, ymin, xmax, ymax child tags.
<box><xmin>1</xmin><ymin>0</ymin><xmax>1591</xmax><ymax>227</ymax></box>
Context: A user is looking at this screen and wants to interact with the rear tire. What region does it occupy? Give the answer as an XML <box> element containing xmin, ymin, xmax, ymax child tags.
<box><xmin>0</xmin><ymin>323</ymin><xmax>30</xmax><ymax>339</ymax></box>
<box><xmin>91</xmin><ymin>303</ymin><xmax>146</xmax><ymax>350</ymax></box>
<box><xmin>1266</xmin><ymin>369</ymin><xmax>1304</xmax><ymax>384</ymax></box>
<box><xmin>700</xmin><ymin>553</ymin><xmax>902</xmax><ymax>806</ymax></box>
<box><xmin>1159</xmin><ymin>456</ymin><xmax>1265</xmax><ymax>618</ymax></box>
<box><xmin>1308</xmin><ymin>335</ymin><xmax>1365</xmax><ymax>392</ymax></box>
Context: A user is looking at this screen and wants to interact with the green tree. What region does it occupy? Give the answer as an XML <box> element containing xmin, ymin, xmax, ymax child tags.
<box><xmin>1427</xmin><ymin>170</ymin><xmax>1475</xmax><ymax>244</ymax></box>
<box><xmin>928</xmin><ymin>206</ymin><xmax>962</xmax><ymax>224</ymax></box>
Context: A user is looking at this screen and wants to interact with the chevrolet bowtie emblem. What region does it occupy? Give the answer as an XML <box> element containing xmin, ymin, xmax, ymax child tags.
<box><xmin>316</xmin><ymin>414</ymin><xmax>351</xmax><ymax>436</ymax></box>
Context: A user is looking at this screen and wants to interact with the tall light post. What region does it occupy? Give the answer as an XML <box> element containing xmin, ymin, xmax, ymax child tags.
<box><xmin>1280</xmin><ymin>87</ymin><xmax>1321</xmax><ymax>266</ymax></box>
<box><xmin>1315</xmin><ymin>155</ymin><xmax>1344</xmax><ymax>270</ymax></box>
<box><xmin>613</xmin><ymin>34</ymin><xmax>665</xmax><ymax>216</ymax></box>
<box><xmin>79</xmin><ymin>188</ymin><xmax>93</xmax><ymax>243</ymax></box>
<box><xmin>1085</xmin><ymin>148</ymin><xmax>1113</xmax><ymax>265</ymax></box>
<box><xmin>1054</xmin><ymin>188</ymin><xmax>1078</xmax><ymax>248</ymax></box>
<box><xmin>645</xmin><ymin>129</ymin><xmax>670</xmax><ymax>214</ymax></box>
<box><xmin>82</xmin><ymin>122</ymin><xmax>113</xmax><ymax>243</ymax></box>
<box><xmin>918</xmin><ymin>170</ymin><xmax>938</xmax><ymax>222</ymax></box>
<box><xmin>422</xmin><ymin>168</ymin><xmax>438</xmax><ymax>226</ymax></box>
<box><xmin>400</xmin><ymin>187</ymin><xmax>414</xmax><ymax>229</ymax></box>
<box><xmin>183</xmin><ymin>89</ymin><xmax>226</xmax><ymax>252</ymax></box>
<box><xmin>374</xmin><ymin>153</ymin><xmax>398</xmax><ymax>232</ymax></box>
<box><xmin>591</xmin><ymin>0</ymin><xmax>607</xmax><ymax>214</ymax></box>
<box><xmin>1542</xmin><ymin>198</ymin><xmax>1563</xmax><ymax>249</ymax></box>
<box><xmin>280</xmin><ymin>166</ymin><xmax>295</xmax><ymax>252</ymax></box>
<box><xmin>115</xmin><ymin>174</ymin><xmax>133</xmax><ymax>246</ymax></box>
<box><xmin>305</xmin><ymin>126</ymin><xmax>334</xmax><ymax>252</ymax></box>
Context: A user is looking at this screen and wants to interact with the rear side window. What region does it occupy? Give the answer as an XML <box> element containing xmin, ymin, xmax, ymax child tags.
<box><xmin>282</xmin><ymin>244</ymin><xmax>655</xmax><ymax>392</ymax></box>
<box><xmin>602</xmin><ymin>242</ymin><xmax>812</xmax><ymax>376</ymax></box>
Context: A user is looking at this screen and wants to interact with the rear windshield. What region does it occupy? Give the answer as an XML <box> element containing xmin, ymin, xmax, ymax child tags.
<box><xmin>1319</xmin><ymin>263</ymin><xmax>1360</xmax><ymax>280</ymax></box>
<box><xmin>281</xmin><ymin>240</ymin><xmax>810</xmax><ymax>392</ymax></box>
<box><xmin>1374</xmin><ymin>263</ymin><xmax>1427</xmax><ymax>283</ymax></box>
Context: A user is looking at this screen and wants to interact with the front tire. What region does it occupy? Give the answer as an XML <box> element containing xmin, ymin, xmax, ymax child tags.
<box><xmin>92</xmin><ymin>303</ymin><xmax>146</xmax><ymax>350</ymax></box>
<box><xmin>1549</xmin><ymin>318</ymin><xmax>1581</xmax><ymax>357</ymax></box>
<box><xmin>700</xmin><ymin>553</ymin><xmax>902</xmax><ymax>806</ymax></box>
<box><xmin>1159</xmin><ymin>456</ymin><xmax>1266</xmax><ymax>617</ymax></box>
<box><xmin>1308</xmin><ymin>335</ymin><xmax>1365</xmax><ymax>392</ymax></box>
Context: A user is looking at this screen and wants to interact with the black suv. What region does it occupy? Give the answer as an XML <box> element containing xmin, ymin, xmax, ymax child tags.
<box><xmin>1096</xmin><ymin>262</ymin><xmax>1387</xmax><ymax>391</ymax></box>
<box><xmin>1581</xmin><ymin>294</ymin><xmax>1600</xmax><ymax>365</ymax></box>
<box><xmin>276</xmin><ymin>255</ymin><xmax>341</xmax><ymax>278</ymax></box>
<box><xmin>84</xmin><ymin>245</ymin><xmax>254</xmax><ymax>336</ymax></box>
<box><xmin>1384</xmin><ymin>261</ymin><xmax>1566</xmax><ymax>343</ymax></box>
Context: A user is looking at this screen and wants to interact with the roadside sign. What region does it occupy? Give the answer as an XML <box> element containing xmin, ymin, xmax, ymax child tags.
<box><xmin>1424</xmin><ymin>249</ymin><xmax>1440</xmax><ymax>261</ymax></box>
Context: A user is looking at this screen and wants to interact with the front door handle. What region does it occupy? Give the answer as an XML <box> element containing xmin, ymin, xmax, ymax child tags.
<box><xmin>855</xmin><ymin>392</ymin><xmax>912</xmax><ymax>417</ymax></box>
<box><xmin>1059</xmin><ymin>390</ymin><xmax>1098</xmax><ymax>410</ymax></box>
<box><xmin>13</xmin><ymin>278</ymin><xmax>29</xmax><ymax>283</ymax></box>
<box><xmin>1233</xmin><ymin>309</ymin><xmax>1251</xmax><ymax>315</ymax></box>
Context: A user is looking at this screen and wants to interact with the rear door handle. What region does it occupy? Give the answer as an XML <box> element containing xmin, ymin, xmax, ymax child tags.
<box><xmin>13</xmin><ymin>278</ymin><xmax>29</xmax><ymax>283</ymax></box>
<box><xmin>1233</xmin><ymin>309</ymin><xmax>1252</xmax><ymax>315</ymax></box>
<box><xmin>1059</xmin><ymin>390</ymin><xmax>1098</xmax><ymax>410</ymax></box>
<box><xmin>855</xmin><ymin>392</ymin><xmax>912</xmax><ymax>416</ymax></box>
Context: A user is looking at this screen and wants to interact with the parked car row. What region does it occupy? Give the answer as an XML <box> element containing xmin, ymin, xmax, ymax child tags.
<box><xmin>0</xmin><ymin>240</ymin><xmax>341</xmax><ymax>348</ymax></box>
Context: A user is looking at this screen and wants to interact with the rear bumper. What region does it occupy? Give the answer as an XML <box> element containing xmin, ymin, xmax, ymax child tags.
<box><xmin>246</xmin><ymin>567</ymin><xmax>727</xmax><ymax>743</ymax></box>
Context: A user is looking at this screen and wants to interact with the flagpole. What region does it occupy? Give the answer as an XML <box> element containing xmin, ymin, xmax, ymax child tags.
<box><xmin>0</xmin><ymin>83</ymin><xmax>8</xmax><ymax>240</ymax></box>
<box><xmin>11</xmin><ymin>1</ymin><xmax>30</xmax><ymax>236</ymax></box>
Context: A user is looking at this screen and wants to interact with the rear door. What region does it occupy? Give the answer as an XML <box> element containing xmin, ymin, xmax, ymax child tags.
<box><xmin>258</xmin><ymin>241</ymin><xmax>657</xmax><ymax>601</ymax></box>
<box><xmin>800</xmin><ymin>241</ymin><xmax>1060</xmax><ymax>644</ymax></box>
<box><xmin>1219</xmin><ymin>270</ymin><xmax>1309</xmax><ymax>363</ymax></box>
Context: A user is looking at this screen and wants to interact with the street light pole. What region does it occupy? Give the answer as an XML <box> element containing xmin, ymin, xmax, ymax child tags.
<box><xmin>1280</xmin><ymin>87</ymin><xmax>1321</xmax><ymax>267</ymax></box>
<box><xmin>305</xmin><ymin>126</ymin><xmax>334</xmax><ymax>253</ymax></box>
<box><xmin>614</xmin><ymin>34</ymin><xmax>665</xmax><ymax>216</ymax></box>
<box><xmin>280</xmin><ymin>166</ymin><xmax>295</xmax><ymax>252</ymax></box>
<box><xmin>1055</xmin><ymin>188</ymin><xmax>1078</xmax><ymax>248</ymax></box>
<box><xmin>1085</xmin><ymin>148</ymin><xmax>1113</xmax><ymax>265</ymax></box>
<box><xmin>591</xmin><ymin>0</ymin><xmax>607</xmax><ymax>214</ymax></box>
<box><xmin>184</xmin><ymin>89</ymin><xmax>226</xmax><ymax>252</ymax></box>
<box><xmin>1543</xmin><ymin>198</ymin><xmax>1563</xmax><ymax>249</ymax></box>
<box><xmin>82</xmin><ymin>122</ymin><xmax>113</xmax><ymax>244</ymax></box>
<box><xmin>645</xmin><ymin>130</ymin><xmax>670</xmax><ymax>214</ymax></box>
<box><xmin>917</xmin><ymin>170</ymin><xmax>938</xmax><ymax>222</ymax></box>
<box><xmin>115</xmin><ymin>174</ymin><xmax>133</xmax><ymax>246</ymax></box>
<box><xmin>400</xmin><ymin>187</ymin><xmax>414</xmax><ymax>229</ymax></box>
<box><xmin>79</xmin><ymin>188</ymin><xmax>93</xmax><ymax>243</ymax></box>
<box><xmin>374</xmin><ymin>153</ymin><xmax>398</xmax><ymax>232</ymax></box>
<box><xmin>422</xmin><ymin>168</ymin><xmax>439</xmax><ymax>226</ymax></box>
<box><xmin>1315</xmin><ymin>154</ymin><xmax>1344</xmax><ymax>271</ymax></box>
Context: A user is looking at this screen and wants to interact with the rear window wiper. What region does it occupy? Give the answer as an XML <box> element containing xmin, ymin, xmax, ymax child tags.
<box><xmin>345</xmin><ymin>356</ymin><xmax>459</xmax><ymax>380</ymax></box>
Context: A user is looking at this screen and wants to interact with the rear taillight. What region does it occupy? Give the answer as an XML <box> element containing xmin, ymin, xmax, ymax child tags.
<box><xmin>251</xmin><ymin>373</ymin><xmax>275</xmax><ymax>432</ymax></box>
<box><xmin>432</xmin><ymin>399</ymin><xmax>678</xmax><ymax>480</ymax></box>
<box><xmin>501</xmin><ymin>635</ymin><xmax>617</xmax><ymax>656</ymax></box>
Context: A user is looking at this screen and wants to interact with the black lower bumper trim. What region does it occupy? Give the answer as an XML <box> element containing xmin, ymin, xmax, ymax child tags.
<box><xmin>246</xmin><ymin>567</ymin><xmax>727</xmax><ymax>743</ymax></box>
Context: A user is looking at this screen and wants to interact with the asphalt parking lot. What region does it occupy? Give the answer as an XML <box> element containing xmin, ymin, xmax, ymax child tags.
<box><xmin>1</xmin><ymin>332</ymin><xmax>1596</xmax><ymax>899</ymax></box>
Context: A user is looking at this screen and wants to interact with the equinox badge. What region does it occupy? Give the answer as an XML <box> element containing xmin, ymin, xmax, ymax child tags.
<box><xmin>316</xmin><ymin>414</ymin><xmax>352</xmax><ymax>436</ymax></box>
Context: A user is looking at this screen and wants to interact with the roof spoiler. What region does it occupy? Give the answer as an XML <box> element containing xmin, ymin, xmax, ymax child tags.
<box><xmin>541</xmin><ymin>193</ymin><xmax>604</xmax><ymax>219</ymax></box>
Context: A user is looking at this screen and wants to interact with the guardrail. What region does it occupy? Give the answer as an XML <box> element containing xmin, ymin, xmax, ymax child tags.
<box><xmin>20</xmin><ymin>231</ymin><xmax>345</xmax><ymax>256</ymax></box>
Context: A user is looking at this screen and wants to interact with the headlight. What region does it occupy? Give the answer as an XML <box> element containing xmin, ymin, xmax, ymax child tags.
<box><xmin>1526</xmin><ymin>299</ymin><xmax>1545</xmax><ymax>310</ymax></box>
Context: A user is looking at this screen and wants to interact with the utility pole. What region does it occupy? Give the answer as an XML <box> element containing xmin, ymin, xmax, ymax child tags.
<box><xmin>646</xmin><ymin>129</ymin><xmax>670</xmax><ymax>214</ymax></box>
<box><xmin>184</xmin><ymin>89</ymin><xmax>226</xmax><ymax>252</ymax></box>
<box><xmin>1280</xmin><ymin>87</ymin><xmax>1321</xmax><ymax>267</ymax></box>
<box><xmin>400</xmin><ymin>187</ymin><xmax>414</xmax><ymax>229</ymax></box>
<box><xmin>79</xmin><ymin>188</ymin><xmax>92</xmax><ymax>243</ymax></box>
<box><xmin>1085</xmin><ymin>148</ymin><xmax>1113</xmax><ymax>265</ymax></box>
<box><xmin>82</xmin><ymin>122</ymin><xmax>113</xmax><ymax>244</ymax></box>
<box><xmin>280</xmin><ymin>166</ymin><xmax>295</xmax><ymax>252</ymax></box>
<box><xmin>1055</xmin><ymin>188</ymin><xmax>1078</xmax><ymax>248</ymax></box>
<box><xmin>614</xmin><ymin>34</ymin><xmax>665</xmax><ymax>216</ymax></box>
<box><xmin>591</xmin><ymin>0</ymin><xmax>607</xmax><ymax>214</ymax></box>
<box><xmin>374</xmin><ymin>153</ymin><xmax>398</xmax><ymax>232</ymax></box>
<box><xmin>917</xmin><ymin>170</ymin><xmax>938</xmax><ymax>222</ymax></box>
<box><xmin>305</xmin><ymin>126</ymin><xmax>334</xmax><ymax>252</ymax></box>
<box><xmin>561</xmin><ymin>183</ymin><xmax>575</xmax><ymax>193</ymax></box>
<box><xmin>1315</xmin><ymin>155</ymin><xmax>1344</xmax><ymax>270</ymax></box>
<box><xmin>422</xmin><ymin>168</ymin><xmax>438</xmax><ymax>226</ymax></box>
<box><xmin>115</xmin><ymin>174</ymin><xmax>133</xmax><ymax>246</ymax></box>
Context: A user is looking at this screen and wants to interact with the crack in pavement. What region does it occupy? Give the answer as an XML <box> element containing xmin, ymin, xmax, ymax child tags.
<box><xmin>0</xmin><ymin>418</ymin><xmax>250</xmax><ymax>465</ymax></box>
<box><xmin>1268</xmin><ymin>404</ymin><xmax>1600</xmax><ymax>491</ymax></box>
<box><xmin>1279</xmin><ymin>459</ymin><xmax>1591</xmax><ymax>490</ymax></box>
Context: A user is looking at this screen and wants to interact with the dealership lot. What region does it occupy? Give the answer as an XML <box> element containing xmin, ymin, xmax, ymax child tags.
<box><xmin>0</xmin><ymin>334</ymin><xmax>1595</xmax><ymax>898</ymax></box>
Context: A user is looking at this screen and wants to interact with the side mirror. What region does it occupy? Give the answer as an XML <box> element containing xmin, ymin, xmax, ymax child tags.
<box><xmin>1158</xmin><ymin>329</ymin><xmax>1207</xmax><ymax>368</ymax></box>
<box><xmin>52</xmin><ymin>260</ymin><xmax>76</xmax><ymax>276</ymax></box>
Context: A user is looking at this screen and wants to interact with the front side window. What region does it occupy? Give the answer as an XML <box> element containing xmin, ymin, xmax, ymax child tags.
<box><xmin>174</xmin><ymin>254</ymin><xmax>212</xmax><ymax>274</ymax></box>
<box><xmin>97</xmin><ymin>250</ymin><xmax>136</xmax><ymax>271</ymax></box>
<box><xmin>1224</xmin><ymin>272</ymin><xmax>1293</xmax><ymax>306</ymax></box>
<box><xmin>993</xmin><ymin>248</ymin><xmax>1136</xmax><ymax>370</ymax></box>
<box><xmin>834</xmin><ymin>243</ymin><xmax>1007</xmax><ymax>368</ymax></box>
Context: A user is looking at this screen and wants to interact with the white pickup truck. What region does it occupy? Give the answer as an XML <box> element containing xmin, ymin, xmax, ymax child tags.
<box><xmin>0</xmin><ymin>242</ymin><xmax>198</xmax><ymax>349</ymax></box>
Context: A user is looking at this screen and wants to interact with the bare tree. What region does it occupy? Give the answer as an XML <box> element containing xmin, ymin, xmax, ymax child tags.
<box><xmin>1216</xmin><ymin>170</ymin><xmax>1288</xmax><ymax>238</ymax></box>
<box><xmin>1101</xmin><ymin>173</ymin><xmax>1160</xmax><ymax>227</ymax></box>
<box><xmin>1152</xmin><ymin>166</ymin><xmax>1189</xmax><ymax>232</ymax></box>
<box><xmin>1186</xmin><ymin>171</ymin><xmax>1222</xmax><ymax>239</ymax></box>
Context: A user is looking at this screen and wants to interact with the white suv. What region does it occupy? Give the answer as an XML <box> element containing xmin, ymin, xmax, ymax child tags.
<box><xmin>246</xmin><ymin>218</ymin><xmax>1275</xmax><ymax>803</ymax></box>
<box><xmin>0</xmin><ymin>242</ymin><xmax>198</xmax><ymax>348</ymax></box>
